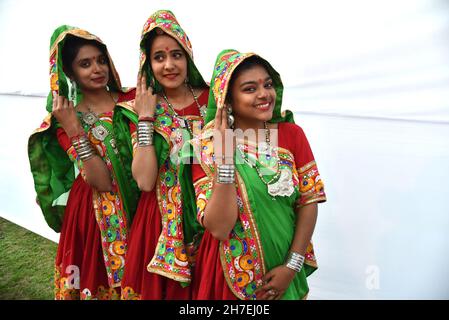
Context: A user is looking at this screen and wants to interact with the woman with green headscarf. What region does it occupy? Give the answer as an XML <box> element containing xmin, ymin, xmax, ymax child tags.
<box><xmin>119</xmin><ymin>10</ymin><xmax>209</xmax><ymax>300</ymax></box>
<box><xmin>28</xmin><ymin>25</ymin><xmax>139</xmax><ymax>299</ymax></box>
<box><xmin>188</xmin><ymin>50</ymin><xmax>327</xmax><ymax>300</ymax></box>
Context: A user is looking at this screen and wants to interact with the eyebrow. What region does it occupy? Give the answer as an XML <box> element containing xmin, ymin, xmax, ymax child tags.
<box><xmin>77</xmin><ymin>54</ymin><xmax>105</xmax><ymax>63</ymax></box>
<box><xmin>153</xmin><ymin>49</ymin><xmax>183</xmax><ymax>55</ymax></box>
<box><xmin>239</xmin><ymin>76</ymin><xmax>272</xmax><ymax>87</ymax></box>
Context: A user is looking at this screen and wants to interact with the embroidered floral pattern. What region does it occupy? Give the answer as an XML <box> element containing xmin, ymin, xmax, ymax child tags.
<box><xmin>54</xmin><ymin>265</ymin><xmax>120</xmax><ymax>300</ymax></box>
<box><xmin>141</xmin><ymin>10</ymin><xmax>193</xmax><ymax>56</ymax></box>
<box><xmin>211</xmin><ymin>51</ymin><xmax>256</xmax><ymax>110</ymax></box>
<box><xmin>145</xmin><ymin>101</ymin><xmax>203</xmax><ymax>283</ymax></box>
<box><xmin>54</xmin><ymin>266</ymin><xmax>80</xmax><ymax>300</ymax></box>
<box><xmin>120</xmin><ymin>286</ymin><xmax>142</xmax><ymax>300</ymax></box>
<box><xmin>190</xmin><ymin>121</ymin><xmax>323</xmax><ymax>299</ymax></box>
<box><xmin>189</xmin><ymin>122</ymin><xmax>265</xmax><ymax>300</ymax></box>
<box><xmin>297</xmin><ymin>160</ymin><xmax>326</xmax><ymax>207</ymax></box>
<box><xmin>193</xmin><ymin>177</ymin><xmax>211</xmax><ymax>227</ymax></box>
<box><xmin>82</xmin><ymin>113</ymin><xmax>128</xmax><ymax>288</ymax></box>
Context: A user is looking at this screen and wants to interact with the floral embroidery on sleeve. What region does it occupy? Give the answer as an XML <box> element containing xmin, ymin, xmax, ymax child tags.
<box><xmin>297</xmin><ymin>160</ymin><xmax>326</xmax><ymax>207</ymax></box>
<box><xmin>193</xmin><ymin>176</ymin><xmax>212</xmax><ymax>227</ymax></box>
<box><xmin>66</xmin><ymin>145</ymin><xmax>87</xmax><ymax>181</ymax></box>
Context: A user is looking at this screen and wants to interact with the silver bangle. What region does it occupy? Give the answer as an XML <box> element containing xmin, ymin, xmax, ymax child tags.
<box><xmin>216</xmin><ymin>164</ymin><xmax>235</xmax><ymax>184</ymax></box>
<box><xmin>285</xmin><ymin>251</ymin><xmax>305</xmax><ymax>273</ymax></box>
<box><xmin>71</xmin><ymin>134</ymin><xmax>96</xmax><ymax>161</ymax></box>
<box><xmin>137</xmin><ymin>120</ymin><xmax>154</xmax><ymax>147</ymax></box>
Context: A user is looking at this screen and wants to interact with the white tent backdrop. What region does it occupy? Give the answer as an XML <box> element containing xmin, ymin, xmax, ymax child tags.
<box><xmin>1</xmin><ymin>0</ymin><xmax>448</xmax><ymax>299</ymax></box>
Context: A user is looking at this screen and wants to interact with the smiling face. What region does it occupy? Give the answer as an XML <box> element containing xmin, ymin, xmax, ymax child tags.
<box><xmin>149</xmin><ymin>34</ymin><xmax>188</xmax><ymax>90</ymax></box>
<box><xmin>227</xmin><ymin>64</ymin><xmax>276</xmax><ymax>126</ymax></box>
<box><xmin>70</xmin><ymin>44</ymin><xmax>110</xmax><ymax>91</ymax></box>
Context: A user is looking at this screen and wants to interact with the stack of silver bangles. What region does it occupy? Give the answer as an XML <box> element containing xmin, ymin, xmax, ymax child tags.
<box><xmin>285</xmin><ymin>251</ymin><xmax>305</xmax><ymax>273</ymax></box>
<box><xmin>72</xmin><ymin>134</ymin><xmax>96</xmax><ymax>161</ymax></box>
<box><xmin>137</xmin><ymin>120</ymin><xmax>154</xmax><ymax>147</ymax></box>
<box><xmin>216</xmin><ymin>164</ymin><xmax>235</xmax><ymax>184</ymax></box>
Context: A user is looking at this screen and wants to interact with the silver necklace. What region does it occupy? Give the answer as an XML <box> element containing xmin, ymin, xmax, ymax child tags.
<box><xmin>237</xmin><ymin>122</ymin><xmax>294</xmax><ymax>197</ymax></box>
<box><xmin>161</xmin><ymin>84</ymin><xmax>204</xmax><ymax>135</ymax></box>
<box><xmin>81</xmin><ymin>92</ymin><xmax>118</xmax><ymax>149</ymax></box>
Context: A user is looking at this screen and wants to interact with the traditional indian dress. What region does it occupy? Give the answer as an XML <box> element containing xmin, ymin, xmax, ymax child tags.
<box><xmin>28</xmin><ymin>25</ymin><xmax>139</xmax><ymax>300</ymax></box>
<box><xmin>119</xmin><ymin>10</ymin><xmax>208</xmax><ymax>300</ymax></box>
<box><xmin>186</xmin><ymin>50</ymin><xmax>327</xmax><ymax>300</ymax></box>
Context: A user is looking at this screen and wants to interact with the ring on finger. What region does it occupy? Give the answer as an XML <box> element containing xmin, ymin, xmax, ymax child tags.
<box><xmin>268</xmin><ymin>289</ymin><xmax>277</xmax><ymax>296</ymax></box>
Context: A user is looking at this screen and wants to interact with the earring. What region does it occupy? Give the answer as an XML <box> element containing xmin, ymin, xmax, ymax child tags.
<box><xmin>184</xmin><ymin>77</ymin><xmax>189</xmax><ymax>84</ymax></box>
<box><xmin>226</xmin><ymin>105</ymin><xmax>234</xmax><ymax>129</ymax></box>
<box><xmin>69</xmin><ymin>79</ymin><xmax>77</xmax><ymax>103</ymax></box>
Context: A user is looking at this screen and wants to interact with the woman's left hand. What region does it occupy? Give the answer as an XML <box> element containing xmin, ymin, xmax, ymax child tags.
<box><xmin>255</xmin><ymin>265</ymin><xmax>296</xmax><ymax>300</ymax></box>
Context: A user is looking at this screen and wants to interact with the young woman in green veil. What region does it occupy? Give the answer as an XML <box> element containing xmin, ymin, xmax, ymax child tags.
<box><xmin>119</xmin><ymin>10</ymin><xmax>209</xmax><ymax>300</ymax></box>
<box><xmin>188</xmin><ymin>50</ymin><xmax>327</xmax><ymax>300</ymax></box>
<box><xmin>28</xmin><ymin>26</ymin><xmax>139</xmax><ymax>299</ymax></box>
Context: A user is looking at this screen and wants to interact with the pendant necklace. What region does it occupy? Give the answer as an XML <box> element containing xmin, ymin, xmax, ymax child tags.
<box><xmin>161</xmin><ymin>84</ymin><xmax>203</xmax><ymax>136</ymax></box>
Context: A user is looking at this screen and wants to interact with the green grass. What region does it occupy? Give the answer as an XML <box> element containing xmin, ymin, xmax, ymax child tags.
<box><xmin>0</xmin><ymin>217</ymin><xmax>57</xmax><ymax>300</ymax></box>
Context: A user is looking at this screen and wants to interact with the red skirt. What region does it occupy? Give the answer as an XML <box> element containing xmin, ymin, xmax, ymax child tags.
<box><xmin>120</xmin><ymin>190</ymin><xmax>190</xmax><ymax>300</ymax></box>
<box><xmin>192</xmin><ymin>231</ymin><xmax>238</xmax><ymax>300</ymax></box>
<box><xmin>55</xmin><ymin>175</ymin><xmax>119</xmax><ymax>300</ymax></box>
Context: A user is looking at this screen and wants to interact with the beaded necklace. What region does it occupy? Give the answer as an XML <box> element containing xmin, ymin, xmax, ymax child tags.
<box><xmin>161</xmin><ymin>84</ymin><xmax>205</xmax><ymax>136</ymax></box>
<box><xmin>237</xmin><ymin>122</ymin><xmax>282</xmax><ymax>186</ymax></box>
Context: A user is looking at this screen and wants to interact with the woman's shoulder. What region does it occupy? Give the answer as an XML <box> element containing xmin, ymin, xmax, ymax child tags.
<box><xmin>118</xmin><ymin>88</ymin><xmax>136</xmax><ymax>102</ymax></box>
<box><xmin>278</xmin><ymin>121</ymin><xmax>306</xmax><ymax>137</ymax></box>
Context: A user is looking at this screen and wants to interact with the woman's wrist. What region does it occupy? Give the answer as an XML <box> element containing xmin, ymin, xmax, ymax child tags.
<box><xmin>215</xmin><ymin>163</ymin><xmax>235</xmax><ymax>184</ymax></box>
<box><xmin>284</xmin><ymin>251</ymin><xmax>305</xmax><ymax>273</ymax></box>
<box><xmin>137</xmin><ymin>106</ymin><xmax>156</xmax><ymax>119</ymax></box>
<box><xmin>137</xmin><ymin>120</ymin><xmax>154</xmax><ymax>147</ymax></box>
<box><xmin>138</xmin><ymin>115</ymin><xmax>155</xmax><ymax>122</ymax></box>
<box><xmin>70</xmin><ymin>133</ymin><xmax>96</xmax><ymax>161</ymax></box>
<box><xmin>65</xmin><ymin>124</ymin><xmax>85</xmax><ymax>139</ymax></box>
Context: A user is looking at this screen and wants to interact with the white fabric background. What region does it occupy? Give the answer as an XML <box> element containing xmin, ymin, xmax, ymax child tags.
<box><xmin>0</xmin><ymin>0</ymin><xmax>448</xmax><ymax>299</ymax></box>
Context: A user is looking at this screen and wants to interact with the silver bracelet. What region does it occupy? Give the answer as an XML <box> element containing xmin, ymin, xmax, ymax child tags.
<box><xmin>137</xmin><ymin>120</ymin><xmax>154</xmax><ymax>147</ymax></box>
<box><xmin>71</xmin><ymin>134</ymin><xmax>96</xmax><ymax>161</ymax></box>
<box><xmin>216</xmin><ymin>164</ymin><xmax>235</xmax><ymax>184</ymax></box>
<box><xmin>285</xmin><ymin>251</ymin><xmax>305</xmax><ymax>273</ymax></box>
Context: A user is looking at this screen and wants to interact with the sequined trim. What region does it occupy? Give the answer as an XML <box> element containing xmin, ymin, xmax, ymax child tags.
<box><xmin>297</xmin><ymin>160</ymin><xmax>326</xmax><ymax>207</ymax></box>
<box><xmin>54</xmin><ymin>265</ymin><xmax>120</xmax><ymax>300</ymax></box>
<box><xmin>86</xmin><ymin>114</ymin><xmax>128</xmax><ymax>288</ymax></box>
<box><xmin>193</xmin><ymin>176</ymin><xmax>212</xmax><ymax>227</ymax></box>
<box><xmin>211</xmin><ymin>51</ymin><xmax>257</xmax><ymax>110</ymax></box>
<box><xmin>120</xmin><ymin>286</ymin><xmax>142</xmax><ymax>300</ymax></box>
<box><xmin>146</xmin><ymin>101</ymin><xmax>203</xmax><ymax>283</ymax></box>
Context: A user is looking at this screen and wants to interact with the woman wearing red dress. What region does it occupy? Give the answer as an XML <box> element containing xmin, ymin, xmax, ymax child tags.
<box><xmin>120</xmin><ymin>10</ymin><xmax>209</xmax><ymax>300</ymax></box>
<box><xmin>28</xmin><ymin>25</ymin><xmax>139</xmax><ymax>299</ymax></box>
<box><xmin>188</xmin><ymin>50</ymin><xmax>327</xmax><ymax>300</ymax></box>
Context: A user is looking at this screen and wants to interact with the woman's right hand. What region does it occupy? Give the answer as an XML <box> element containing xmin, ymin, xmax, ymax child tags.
<box><xmin>213</xmin><ymin>106</ymin><xmax>234</xmax><ymax>165</ymax></box>
<box><xmin>51</xmin><ymin>92</ymin><xmax>83</xmax><ymax>138</ymax></box>
<box><xmin>134</xmin><ymin>73</ymin><xmax>157</xmax><ymax>118</ymax></box>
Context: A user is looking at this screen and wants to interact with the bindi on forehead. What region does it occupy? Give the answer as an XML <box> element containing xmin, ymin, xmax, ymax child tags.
<box><xmin>165</xmin><ymin>47</ymin><xmax>170</xmax><ymax>52</ymax></box>
<box><xmin>258</xmin><ymin>79</ymin><xmax>264</xmax><ymax>85</ymax></box>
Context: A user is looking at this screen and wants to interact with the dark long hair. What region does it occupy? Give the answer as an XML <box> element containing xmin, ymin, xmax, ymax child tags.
<box><xmin>61</xmin><ymin>35</ymin><xmax>109</xmax><ymax>78</ymax></box>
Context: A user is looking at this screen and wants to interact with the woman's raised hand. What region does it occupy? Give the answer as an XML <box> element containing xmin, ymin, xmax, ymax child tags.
<box><xmin>213</xmin><ymin>105</ymin><xmax>234</xmax><ymax>165</ymax></box>
<box><xmin>51</xmin><ymin>92</ymin><xmax>83</xmax><ymax>138</ymax></box>
<box><xmin>134</xmin><ymin>73</ymin><xmax>157</xmax><ymax>118</ymax></box>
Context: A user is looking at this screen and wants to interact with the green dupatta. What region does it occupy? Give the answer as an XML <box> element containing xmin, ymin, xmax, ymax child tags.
<box><xmin>188</xmin><ymin>50</ymin><xmax>317</xmax><ymax>299</ymax></box>
<box><xmin>113</xmin><ymin>10</ymin><xmax>207</xmax><ymax>284</ymax></box>
<box><xmin>28</xmin><ymin>25</ymin><xmax>139</xmax><ymax>233</ymax></box>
